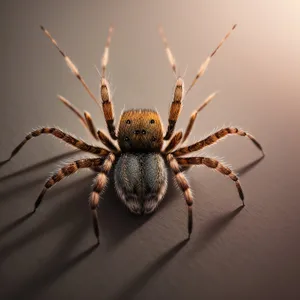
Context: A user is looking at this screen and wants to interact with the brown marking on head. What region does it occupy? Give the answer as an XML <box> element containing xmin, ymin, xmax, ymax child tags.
<box><xmin>117</xmin><ymin>109</ymin><xmax>164</xmax><ymax>152</ymax></box>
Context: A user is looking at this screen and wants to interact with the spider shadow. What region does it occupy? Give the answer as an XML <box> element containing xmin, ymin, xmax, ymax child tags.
<box><xmin>111</xmin><ymin>238</ymin><xmax>189</xmax><ymax>300</ymax></box>
<box><xmin>236</xmin><ymin>155</ymin><xmax>265</xmax><ymax>177</ymax></box>
<box><xmin>189</xmin><ymin>205</ymin><xmax>244</xmax><ymax>257</ymax></box>
<box><xmin>0</xmin><ymin>150</ymin><xmax>82</xmax><ymax>200</ymax></box>
<box><xmin>0</xmin><ymin>169</ymin><xmax>180</xmax><ymax>299</ymax></box>
<box><xmin>4</xmin><ymin>214</ymin><xmax>99</xmax><ymax>300</ymax></box>
<box><xmin>0</xmin><ymin>150</ymin><xmax>80</xmax><ymax>183</ymax></box>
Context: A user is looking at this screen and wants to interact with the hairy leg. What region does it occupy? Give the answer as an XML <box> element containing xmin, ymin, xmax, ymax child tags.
<box><xmin>5</xmin><ymin>127</ymin><xmax>109</xmax><ymax>162</ymax></box>
<box><xmin>167</xmin><ymin>154</ymin><xmax>193</xmax><ymax>238</ymax></box>
<box><xmin>177</xmin><ymin>156</ymin><xmax>244</xmax><ymax>202</ymax></box>
<box><xmin>97</xmin><ymin>130</ymin><xmax>119</xmax><ymax>153</ymax></box>
<box><xmin>34</xmin><ymin>157</ymin><xmax>106</xmax><ymax>211</ymax></box>
<box><xmin>172</xmin><ymin>127</ymin><xmax>264</xmax><ymax>157</ymax></box>
<box><xmin>100</xmin><ymin>27</ymin><xmax>118</xmax><ymax>140</ymax></box>
<box><xmin>182</xmin><ymin>92</ymin><xmax>218</xmax><ymax>143</ymax></box>
<box><xmin>58</xmin><ymin>95</ymin><xmax>98</xmax><ymax>140</ymax></box>
<box><xmin>89</xmin><ymin>153</ymin><xmax>115</xmax><ymax>243</ymax></box>
<box><xmin>163</xmin><ymin>131</ymin><xmax>182</xmax><ymax>153</ymax></box>
<box><xmin>186</xmin><ymin>24</ymin><xmax>237</xmax><ymax>96</ymax></box>
<box><xmin>41</xmin><ymin>26</ymin><xmax>100</xmax><ymax>107</ymax></box>
<box><xmin>164</xmin><ymin>78</ymin><xmax>184</xmax><ymax>140</ymax></box>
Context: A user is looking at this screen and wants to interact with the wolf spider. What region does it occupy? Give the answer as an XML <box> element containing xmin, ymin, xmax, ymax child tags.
<box><xmin>3</xmin><ymin>24</ymin><xmax>263</xmax><ymax>244</ymax></box>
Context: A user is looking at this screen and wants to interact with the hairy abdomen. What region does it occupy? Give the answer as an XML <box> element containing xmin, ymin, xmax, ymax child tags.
<box><xmin>114</xmin><ymin>153</ymin><xmax>167</xmax><ymax>214</ymax></box>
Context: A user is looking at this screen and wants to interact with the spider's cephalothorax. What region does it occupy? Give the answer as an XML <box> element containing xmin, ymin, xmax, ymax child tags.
<box><xmin>118</xmin><ymin>109</ymin><xmax>164</xmax><ymax>153</ymax></box>
<box><xmin>2</xmin><ymin>24</ymin><xmax>264</xmax><ymax>245</ymax></box>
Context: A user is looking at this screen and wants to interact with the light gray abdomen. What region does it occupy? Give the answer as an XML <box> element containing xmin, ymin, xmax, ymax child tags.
<box><xmin>114</xmin><ymin>153</ymin><xmax>167</xmax><ymax>214</ymax></box>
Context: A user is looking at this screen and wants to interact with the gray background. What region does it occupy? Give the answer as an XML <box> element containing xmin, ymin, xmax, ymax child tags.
<box><xmin>1</xmin><ymin>0</ymin><xmax>300</xmax><ymax>299</ymax></box>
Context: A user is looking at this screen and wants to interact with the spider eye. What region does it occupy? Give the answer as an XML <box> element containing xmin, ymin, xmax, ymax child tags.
<box><xmin>142</xmin><ymin>130</ymin><xmax>146</xmax><ymax>135</ymax></box>
<box><xmin>126</xmin><ymin>120</ymin><xmax>131</xmax><ymax>124</ymax></box>
<box><xmin>150</xmin><ymin>119</ymin><xmax>155</xmax><ymax>124</ymax></box>
<box><xmin>124</xmin><ymin>136</ymin><xmax>130</xmax><ymax>141</ymax></box>
<box><xmin>151</xmin><ymin>136</ymin><xmax>156</xmax><ymax>141</ymax></box>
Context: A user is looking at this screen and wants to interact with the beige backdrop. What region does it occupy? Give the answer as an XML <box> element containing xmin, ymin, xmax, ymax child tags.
<box><xmin>1</xmin><ymin>1</ymin><xmax>299</xmax><ymax>300</ymax></box>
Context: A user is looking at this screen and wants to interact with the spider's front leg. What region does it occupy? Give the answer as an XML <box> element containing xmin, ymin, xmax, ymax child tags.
<box><xmin>177</xmin><ymin>156</ymin><xmax>244</xmax><ymax>203</ymax></box>
<box><xmin>167</xmin><ymin>154</ymin><xmax>193</xmax><ymax>238</ymax></box>
<box><xmin>58</xmin><ymin>95</ymin><xmax>98</xmax><ymax>140</ymax></box>
<box><xmin>100</xmin><ymin>27</ymin><xmax>118</xmax><ymax>140</ymax></box>
<box><xmin>164</xmin><ymin>78</ymin><xmax>184</xmax><ymax>141</ymax></box>
<box><xmin>89</xmin><ymin>153</ymin><xmax>115</xmax><ymax>244</ymax></box>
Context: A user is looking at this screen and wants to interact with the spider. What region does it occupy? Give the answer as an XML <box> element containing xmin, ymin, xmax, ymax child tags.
<box><xmin>3</xmin><ymin>24</ymin><xmax>264</xmax><ymax>244</ymax></box>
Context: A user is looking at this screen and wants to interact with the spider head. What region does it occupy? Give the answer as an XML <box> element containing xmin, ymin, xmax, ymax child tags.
<box><xmin>118</xmin><ymin>109</ymin><xmax>164</xmax><ymax>152</ymax></box>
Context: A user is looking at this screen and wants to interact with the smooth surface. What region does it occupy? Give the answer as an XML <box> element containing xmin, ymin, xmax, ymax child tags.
<box><xmin>1</xmin><ymin>1</ymin><xmax>300</xmax><ymax>299</ymax></box>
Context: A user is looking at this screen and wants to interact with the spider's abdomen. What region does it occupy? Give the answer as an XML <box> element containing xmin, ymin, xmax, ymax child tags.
<box><xmin>114</xmin><ymin>153</ymin><xmax>167</xmax><ymax>215</ymax></box>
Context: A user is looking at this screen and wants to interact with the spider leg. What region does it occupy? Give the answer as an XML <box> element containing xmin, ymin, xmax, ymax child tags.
<box><xmin>158</xmin><ymin>27</ymin><xmax>184</xmax><ymax>141</ymax></box>
<box><xmin>83</xmin><ymin>111</ymin><xmax>99</xmax><ymax>140</ymax></box>
<box><xmin>89</xmin><ymin>153</ymin><xmax>115</xmax><ymax>244</ymax></box>
<box><xmin>181</xmin><ymin>92</ymin><xmax>218</xmax><ymax>144</ymax></box>
<box><xmin>34</xmin><ymin>157</ymin><xmax>105</xmax><ymax>212</ymax></box>
<box><xmin>167</xmin><ymin>154</ymin><xmax>193</xmax><ymax>238</ymax></box>
<box><xmin>172</xmin><ymin>127</ymin><xmax>264</xmax><ymax>157</ymax></box>
<box><xmin>41</xmin><ymin>26</ymin><xmax>100</xmax><ymax>107</ymax></box>
<box><xmin>58</xmin><ymin>95</ymin><xmax>98</xmax><ymax>140</ymax></box>
<box><xmin>158</xmin><ymin>26</ymin><xmax>177</xmax><ymax>77</ymax></box>
<box><xmin>57</xmin><ymin>95</ymin><xmax>119</xmax><ymax>152</ymax></box>
<box><xmin>163</xmin><ymin>131</ymin><xmax>182</xmax><ymax>153</ymax></box>
<box><xmin>177</xmin><ymin>156</ymin><xmax>244</xmax><ymax>203</ymax></box>
<box><xmin>186</xmin><ymin>24</ymin><xmax>237</xmax><ymax>96</ymax></box>
<box><xmin>97</xmin><ymin>130</ymin><xmax>119</xmax><ymax>153</ymax></box>
<box><xmin>5</xmin><ymin>127</ymin><xmax>110</xmax><ymax>162</ymax></box>
<box><xmin>100</xmin><ymin>27</ymin><xmax>118</xmax><ymax>140</ymax></box>
<box><xmin>164</xmin><ymin>77</ymin><xmax>184</xmax><ymax>140</ymax></box>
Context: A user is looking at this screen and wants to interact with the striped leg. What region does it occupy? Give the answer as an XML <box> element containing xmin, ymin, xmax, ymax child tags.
<box><xmin>163</xmin><ymin>131</ymin><xmax>182</xmax><ymax>153</ymax></box>
<box><xmin>159</xmin><ymin>26</ymin><xmax>177</xmax><ymax>77</ymax></box>
<box><xmin>6</xmin><ymin>127</ymin><xmax>110</xmax><ymax>162</ymax></box>
<box><xmin>158</xmin><ymin>27</ymin><xmax>185</xmax><ymax>141</ymax></box>
<box><xmin>100</xmin><ymin>27</ymin><xmax>117</xmax><ymax>140</ymax></box>
<box><xmin>176</xmin><ymin>157</ymin><xmax>244</xmax><ymax>203</ymax></box>
<box><xmin>84</xmin><ymin>111</ymin><xmax>98</xmax><ymax>140</ymax></box>
<box><xmin>182</xmin><ymin>92</ymin><xmax>218</xmax><ymax>144</ymax></box>
<box><xmin>173</xmin><ymin>127</ymin><xmax>264</xmax><ymax>157</ymax></box>
<box><xmin>58</xmin><ymin>95</ymin><xmax>98</xmax><ymax>140</ymax></box>
<box><xmin>58</xmin><ymin>95</ymin><xmax>119</xmax><ymax>152</ymax></box>
<box><xmin>97</xmin><ymin>130</ymin><xmax>119</xmax><ymax>153</ymax></box>
<box><xmin>34</xmin><ymin>157</ymin><xmax>106</xmax><ymax>212</ymax></box>
<box><xmin>41</xmin><ymin>26</ymin><xmax>100</xmax><ymax>107</ymax></box>
<box><xmin>167</xmin><ymin>154</ymin><xmax>193</xmax><ymax>238</ymax></box>
<box><xmin>186</xmin><ymin>24</ymin><xmax>237</xmax><ymax>96</ymax></box>
<box><xmin>89</xmin><ymin>153</ymin><xmax>115</xmax><ymax>243</ymax></box>
<box><xmin>164</xmin><ymin>77</ymin><xmax>184</xmax><ymax>140</ymax></box>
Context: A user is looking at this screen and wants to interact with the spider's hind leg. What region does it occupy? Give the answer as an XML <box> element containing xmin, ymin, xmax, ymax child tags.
<box><xmin>177</xmin><ymin>156</ymin><xmax>244</xmax><ymax>204</ymax></box>
<box><xmin>167</xmin><ymin>154</ymin><xmax>193</xmax><ymax>238</ymax></box>
<box><xmin>89</xmin><ymin>153</ymin><xmax>115</xmax><ymax>244</ymax></box>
